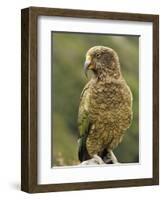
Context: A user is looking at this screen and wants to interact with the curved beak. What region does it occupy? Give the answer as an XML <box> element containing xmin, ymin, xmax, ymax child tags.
<box><xmin>83</xmin><ymin>55</ymin><xmax>92</xmax><ymax>78</ymax></box>
<box><xmin>84</xmin><ymin>60</ymin><xmax>91</xmax><ymax>78</ymax></box>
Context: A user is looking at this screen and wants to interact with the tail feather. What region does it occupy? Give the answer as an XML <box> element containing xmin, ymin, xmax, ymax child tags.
<box><xmin>78</xmin><ymin>135</ymin><xmax>90</xmax><ymax>162</ymax></box>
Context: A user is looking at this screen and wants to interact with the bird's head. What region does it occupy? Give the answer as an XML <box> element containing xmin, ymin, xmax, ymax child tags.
<box><xmin>84</xmin><ymin>46</ymin><xmax>121</xmax><ymax>80</ymax></box>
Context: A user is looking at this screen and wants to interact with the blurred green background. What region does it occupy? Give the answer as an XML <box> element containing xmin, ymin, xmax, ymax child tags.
<box><xmin>52</xmin><ymin>32</ymin><xmax>139</xmax><ymax>166</ymax></box>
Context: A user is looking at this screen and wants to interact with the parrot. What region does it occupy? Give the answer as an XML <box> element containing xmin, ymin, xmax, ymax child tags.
<box><xmin>78</xmin><ymin>46</ymin><xmax>133</xmax><ymax>164</ymax></box>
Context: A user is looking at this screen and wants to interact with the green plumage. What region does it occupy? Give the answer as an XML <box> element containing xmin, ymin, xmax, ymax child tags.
<box><xmin>78</xmin><ymin>46</ymin><xmax>133</xmax><ymax>162</ymax></box>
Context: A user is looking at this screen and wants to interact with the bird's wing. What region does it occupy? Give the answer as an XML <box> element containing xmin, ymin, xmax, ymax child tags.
<box><xmin>78</xmin><ymin>82</ymin><xmax>91</xmax><ymax>162</ymax></box>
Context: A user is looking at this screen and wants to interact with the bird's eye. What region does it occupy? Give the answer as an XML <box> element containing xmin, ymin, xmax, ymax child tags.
<box><xmin>96</xmin><ymin>53</ymin><xmax>101</xmax><ymax>58</ymax></box>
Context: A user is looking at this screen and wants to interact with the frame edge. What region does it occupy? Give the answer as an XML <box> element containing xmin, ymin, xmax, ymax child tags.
<box><xmin>21</xmin><ymin>7</ymin><xmax>38</xmax><ymax>193</ymax></box>
<box><xmin>152</xmin><ymin>15</ymin><xmax>159</xmax><ymax>185</ymax></box>
<box><xmin>21</xmin><ymin>7</ymin><xmax>30</xmax><ymax>192</ymax></box>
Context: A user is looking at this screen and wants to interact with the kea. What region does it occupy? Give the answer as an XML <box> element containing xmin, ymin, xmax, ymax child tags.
<box><xmin>78</xmin><ymin>46</ymin><xmax>133</xmax><ymax>164</ymax></box>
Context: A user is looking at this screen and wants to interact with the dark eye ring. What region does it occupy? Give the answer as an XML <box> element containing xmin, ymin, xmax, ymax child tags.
<box><xmin>96</xmin><ymin>53</ymin><xmax>101</xmax><ymax>58</ymax></box>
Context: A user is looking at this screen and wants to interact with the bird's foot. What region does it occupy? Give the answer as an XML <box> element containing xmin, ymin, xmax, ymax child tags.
<box><xmin>80</xmin><ymin>154</ymin><xmax>105</xmax><ymax>165</ymax></box>
<box><xmin>93</xmin><ymin>154</ymin><xmax>105</xmax><ymax>164</ymax></box>
<box><xmin>103</xmin><ymin>157</ymin><xmax>113</xmax><ymax>164</ymax></box>
<box><xmin>103</xmin><ymin>150</ymin><xmax>119</xmax><ymax>164</ymax></box>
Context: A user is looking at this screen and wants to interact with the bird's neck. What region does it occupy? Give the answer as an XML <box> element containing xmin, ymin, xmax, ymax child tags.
<box><xmin>96</xmin><ymin>66</ymin><xmax>121</xmax><ymax>82</ymax></box>
<box><xmin>94</xmin><ymin>60</ymin><xmax>121</xmax><ymax>81</ymax></box>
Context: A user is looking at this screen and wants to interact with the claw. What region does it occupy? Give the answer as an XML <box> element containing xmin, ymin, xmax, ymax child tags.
<box><xmin>79</xmin><ymin>154</ymin><xmax>105</xmax><ymax>165</ymax></box>
<box><xmin>93</xmin><ymin>154</ymin><xmax>105</xmax><ymax>164</ymax></box>
<box><xmin>107</xmin><ymin>150</ymin><xmax>119</xmax><ymax>164</ymax></box>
